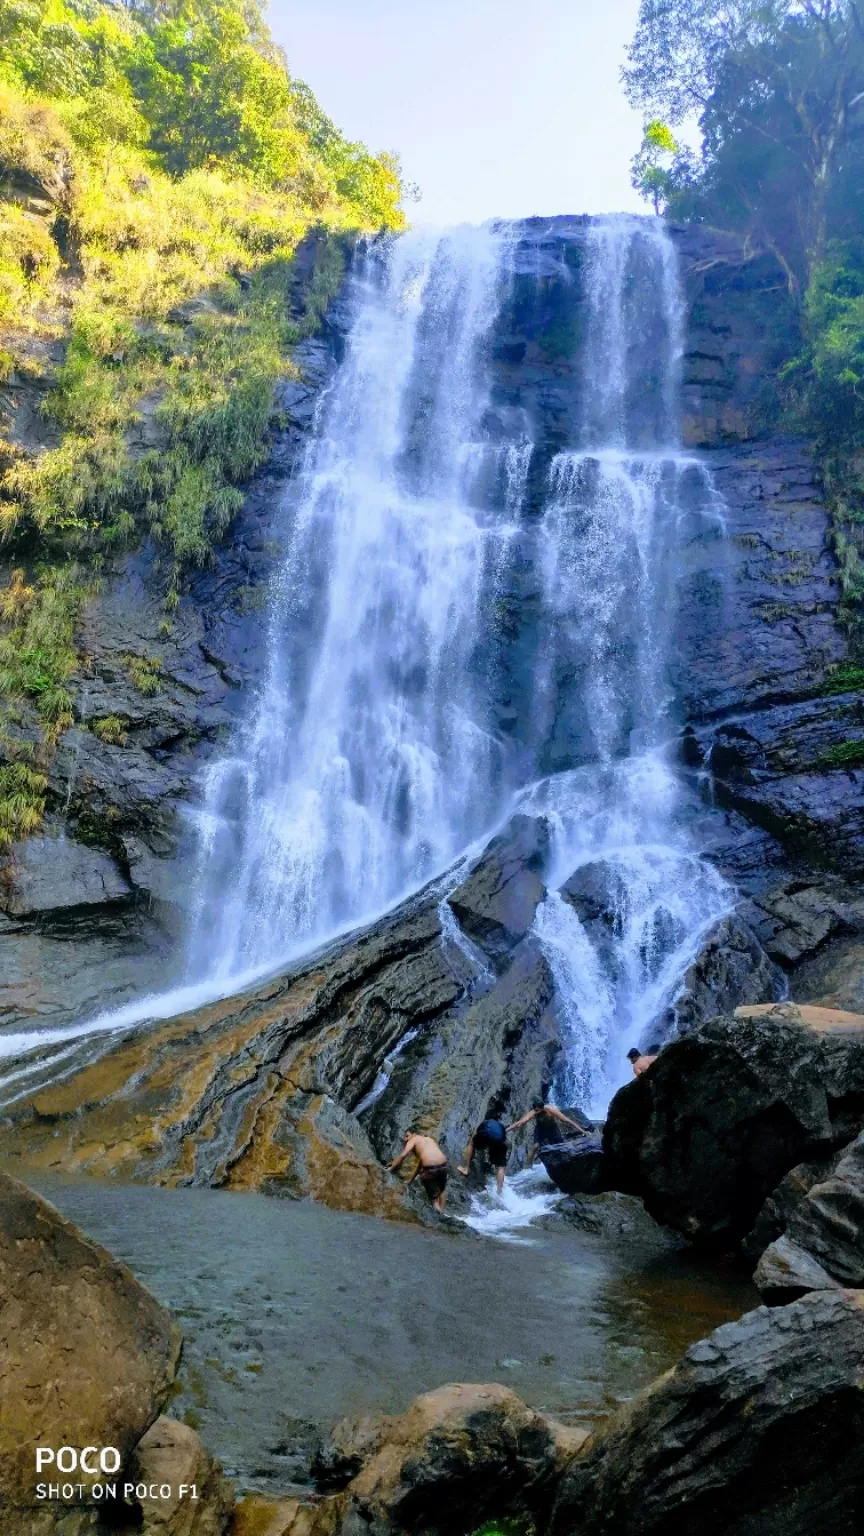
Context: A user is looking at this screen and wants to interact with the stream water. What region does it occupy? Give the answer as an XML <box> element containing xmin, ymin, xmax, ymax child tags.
<box><xmin>34</xmin><ymin>1178</ymin><xmax>757</xmax><ymax>1497</ymax></box>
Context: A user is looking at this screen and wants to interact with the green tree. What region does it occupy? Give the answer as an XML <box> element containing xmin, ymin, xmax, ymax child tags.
<box><xmin>631</xmin><ymin>118</ymin><xmax>681</xmax><ymax>212</ymax></box>
<box><xmin>624</xmin><ymin>1</ymin><xmax>864</xmax><ymax>289</ymax></box>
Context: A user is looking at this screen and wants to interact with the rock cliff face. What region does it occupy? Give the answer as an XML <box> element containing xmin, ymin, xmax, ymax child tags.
<box><xmin>0</xmin><ymin>217</ymin><xmax>860</xmax><ymax>1196</ymax></box>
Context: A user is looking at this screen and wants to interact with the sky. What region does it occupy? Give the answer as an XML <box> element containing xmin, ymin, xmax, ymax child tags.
<box><xmin>267</xmin><ymin>0</ymin><xmax>647</xmax><ymax>226</ymax></box>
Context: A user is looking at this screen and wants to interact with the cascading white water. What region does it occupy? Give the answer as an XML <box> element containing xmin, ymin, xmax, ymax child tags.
<box><xmin>187</xmin><ymin>225</ymin><xmax>522</xmax><ymax>979</ymax></box>
<box><xmin>522</xmin><ymin>221</ymin><xmax>730</xmax><ymax>1117</ymax></box>
<box><xmin>0</xmin><ymin>217</ymin><xmax>732</xmax><ymax>1135</ymax></box>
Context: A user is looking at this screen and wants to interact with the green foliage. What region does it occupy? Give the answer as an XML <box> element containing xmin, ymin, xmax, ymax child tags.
<box><xmin>819</xmin><ymin>661</ymin><xmax>864</xmax><ymax>695</ymax></box>
<box><xmin>818</xmin><ymin>737</ymin><xmax>864</xmax><ymax>767</ymax></box>
<box><xmin>0</xmin><ymin>758</ymin><xmax>47</xmax><ymax>849</ymax></box>
<box><xmin>630</xmin><ymin>119</ymin><xmax>681</xmax><ymax>215</ymax></box>
<box><xmin>91</xmin><ymin>714</ymin><xmax>127</xmax><ymax>745</ymax></box>
<box><xmin>0</xmin><ymin>0</ymin><xmax>404</xmax><ymax>835</ymax></box>
<box><xmin>124</xmin><ymin>652</ymin><xmax>162</xmax><ymax>695</ymax></box>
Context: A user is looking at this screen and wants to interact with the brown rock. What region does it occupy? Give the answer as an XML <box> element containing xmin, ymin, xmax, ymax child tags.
<box><xmin>325</xmin><ymin>1382</ymin><xmax>582</xmax><ymax>1536</ymax></box>
<box><xmin>0</xmin><ymin>1173</ymin><xmax>181</xmax><ymax>1530</ymax></box>
<box><xmin>131</xmin><ymin>1417</ymin><xmax>233</xmax><ymax>1535</ymax></box>
<box><xmin>550</xmin><ymin>1289</ymin><xmax>864</xmax><ymax>1536</ymax></box>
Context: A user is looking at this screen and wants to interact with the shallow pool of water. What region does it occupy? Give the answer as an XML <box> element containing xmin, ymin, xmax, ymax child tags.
<box><xmin>34</xmin><ymin>1178</ymin><xmax>757</xmax><ymax>1497</ymax></box>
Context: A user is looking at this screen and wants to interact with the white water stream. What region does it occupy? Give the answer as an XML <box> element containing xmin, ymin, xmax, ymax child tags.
<box><xmin>0</xmin><ymin>219</ymin><xmax>731</xmax><ymax>1186</ymax></box>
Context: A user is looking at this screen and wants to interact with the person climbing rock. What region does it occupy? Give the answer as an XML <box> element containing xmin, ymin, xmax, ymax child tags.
<box><xmin>458</xmin><ymin>1110</ymin><xmax>509</xmax><ymax>1194</ymax></box>
<box><xmin>389</xmin><ymin>1131</ymin><xmax>449</xmax><ymax>1211</ymax></box>
<box><xmin>627</xmin><ymin>1047</ymin><xmax>658</xmax><ymax>1076</ymax></box>
<box><xmin>507</xmin><ymin>1099</ymin><xmax>589</xmax><ymax>1165</ymax></box>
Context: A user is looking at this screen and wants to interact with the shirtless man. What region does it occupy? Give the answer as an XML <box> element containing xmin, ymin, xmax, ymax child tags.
<box><xmin>627</xmin><ymin>1047</ymin><xmax>658</xmax><ymax>1076</ymax></box>
<box><xmin>507</xmin><ymin>1100</ymin><xmax>589</xmax><ymax>1166</ymax></box>
<box><xmin>389</xmin><ymin>1131</ymin><xmax>449</xmax><ymax>1211</ymax></box>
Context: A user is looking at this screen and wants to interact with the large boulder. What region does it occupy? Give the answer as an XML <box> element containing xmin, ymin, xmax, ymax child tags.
<box><xmin>233</xmin><ymin>1384</ymin><xmax>585</xmax><ymax>1536</ymax></box>
<box><xmin>540</xmin><ymin>1136</ymin><xmax>606</xmax><ymax>1195</ymax></box>
<box><xmin>447</xmin><ymin>814</ymin><xmax>550</xmax><ymax>969</ymax></box>
<box><xmin>603</xmin><ymin>1004</ymin><xmax>864</xmax><ymax>1250</ymax></box>
<box><xmin>0</xmin><ymin>1173</ymin><xmax>181</xmax><ymax>1532</ymax></box>
<box><xmin>549</xmin><ymin>1289</ymin><xmax>864</xmax><ymax>1536</ymax></box>
<box><xmin>755</xmin><ymin>1130</ymin><xmax>864</xmax><ymax>1301</ymax></box>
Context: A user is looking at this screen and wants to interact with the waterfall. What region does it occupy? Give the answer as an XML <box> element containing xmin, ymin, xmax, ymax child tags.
<box><xmin>0</xmin><ymin>217</ymin><xmax>731</xmax><ymax>1119</ymax></box>
<box><xmin>186</xmin><ymin>216</ymin><xmax>730</xmax><ymax>1108</ymax></box>
<box><xmin>187</xmin><ymin>225</ymin><xmax>521</xmax><ymax>979</ymax></box>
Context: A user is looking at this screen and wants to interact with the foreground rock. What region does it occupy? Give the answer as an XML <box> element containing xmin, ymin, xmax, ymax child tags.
<box><xmin>755</xmin><ymin>1130</ymin><xmax>864</xmax><ymax>1301</ymax></box>
<box><xmin>233</xmin><ymin>1384</ymin><xmax>585</xmax><ymax>1536</ymax></box>
<box><xmin>131</xmin><ymin>1418</ymin><xmax>233</xmax><ymax>1536</ymax></box>
<box><xmin>550</xmin><ymin>1289</ymin><xmax>864</xmax><ymax>1536</ymax></box>
<box><xmin>0</xmin><ymin>1172</ymin><xmax>181</xmax><ymax>1531</ymax></box>
<box><xmin>603</xmin><ymin>1004</ymin><xmax>864</xmax><ymax>1249</ymax></box>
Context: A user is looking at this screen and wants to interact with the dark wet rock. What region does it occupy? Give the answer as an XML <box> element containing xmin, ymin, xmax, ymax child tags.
<box><xmin>668</xmin><ymin>913</ymin><xmax>784</xmax><ymax>1038</ymax></box>
<box><xmin>673</xmin><ymin>439</ymin><xmax>846</xmax><ymax>724</ymax></box>
<box><xmin>447</xmin><ymin>814</ymin><xmax>550</xmax><ymax>970</ymax></box>
<box><xmin>545</xmin><ymin>1190</ymin><xmax>674</xmax><ymax>1242</ymax></box>
<box><xmin>540</xmin><ymin>1136</ymin><xmax>606</xmax><ymax>1195</ymax></box>
<box><xmin>739</xmin><ymin>879</ymin><xmax>864</xmax><ymax>968</ymax></box>
<box><xmin>1</xmin><ymin>831</ymin><xmax>132</xmax><ymax>917</ymax></box>
<box><xmin>603</xmin><ymin>1005</ymin><xmax>864</xmax><ymax>1250</ymax></box>
<box><xmin>549</xmin><ymin>1288</ymin><xmax>864</xmax><ymax>1536</ymax></box>
<box><xmin>312</xmin><ymin>1415</ymin><xmax>388</xmax><ymax>1492</ymax></box>
<box><xmin>364</xmin><ymin>936</ymin><xmax>561</xmax><ymax>1198</ymax></box>
<box><xmin>742</xmin><ymin>1157</ymin><xmax>835</xmax><ymax>1260</ymax></box>
<box><xmin>559</xmin><ymin>861</ymin><xmax>628</xmax><ymax>925</ymax></box>
<box><xmin>756</xmin><ymin>1131</ymin><xmax>864</xmax><ymax>1301</ymax></box>
<box><xmin>753</xmin><ymin>1233</ymin><xmax>843</xmax><ymax>1302</ymax></box>
<box><xmin>0</xmin><ymin>1172</ymin><xmax>181</xmax><ymax>1528</ymax></box>
<box><xmin>794</xmin><ymin>932</ymin><xmax>864</xmax><ymax>1014</ymax></box>
<box><xmin>718</xmin><ymin>769</ymin><xmax>864</xmax><ymax>880</ymax></box>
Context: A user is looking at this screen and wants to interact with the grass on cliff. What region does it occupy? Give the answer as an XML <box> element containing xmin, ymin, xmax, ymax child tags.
<box><xmin>0</xmin><ymin>0</ymin><xmax>405</xmax><ymax>843</ymax></box>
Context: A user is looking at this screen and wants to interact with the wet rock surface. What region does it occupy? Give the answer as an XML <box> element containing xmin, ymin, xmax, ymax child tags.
<box><xmin>755</xmin><ymin>1130</ymin><xmax>864</xmax><ymax>1300</ymax></box>
<box><xmin>0</xmin><ymin>835</ymin><xmax>564</xmax><ymax>1213</ymax></box>
<box><xmin>0</xmin><ymin>1172</ymin><xmax>181</xmax><ymax>1529</ymax></box>
<box><xmin>447</xmin><ymin>814</ymin><xmax>550</xmax><ymax>970</ymax></box>
<box><xmin>603</xmin><ymin>1006</ymin><xmax>864</xmax><ymax>1250</ymax></box>
<box><xmin>549</xmin><ymin>1288</ymin><xmax>864</xmax><ymax>1536</ymax></box>
<box><xmin>668</xmin><ymin>913</ymin><xmax>784</xmax><ymax>1038</ymax></box>
<box><xmin>540</xmin><ymin>1137</ymin><xmax>606</xmax><ymax>1196</ymax></box>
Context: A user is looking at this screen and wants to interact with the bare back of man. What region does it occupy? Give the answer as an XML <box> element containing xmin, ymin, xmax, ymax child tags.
<box><xmin>389</xmin><ymin>1132</ymin><xmax>449</xmax><ymax>1212</ymax></box>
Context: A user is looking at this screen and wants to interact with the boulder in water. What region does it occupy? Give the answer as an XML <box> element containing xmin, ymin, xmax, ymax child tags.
<box><xmin>549</xmin><ymin>1288</ymin><xmax>864</xmax><ymax>1536</ymax></box>
<box><xmin>447</xmin><ymin>813</ymin><xmax>550</xmax><ymax>969</ymax></box>
<box><xmin>602</xmin><ymin>1005</ymin><xmax>864</xmax><ymax>1249</ymax></box>
<box><xmin>540</xmin><ymin>1135</ymin><xmax>606</xmax><ymax>1195</ymax></box>
<box><xmin>559</xmin><ymin>861</ymin><xmax>629</xmax><ymax>926</ymax></box>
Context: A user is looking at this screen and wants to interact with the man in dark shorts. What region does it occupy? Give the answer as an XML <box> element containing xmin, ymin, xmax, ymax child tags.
<box><xmin>458</xmin><ymin>1112</ymin><xmax>508</xmax><ymax>1194</ymax></box>
<box><xmin>388</xmin><ymin>1130</ymin><xmax>449</xmax><ymax>1211</ymax></box>
<box><xmin>507</xmin><ymin>1098</ymin><xmax>589</xmax><ymax>1165</ymax></box>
